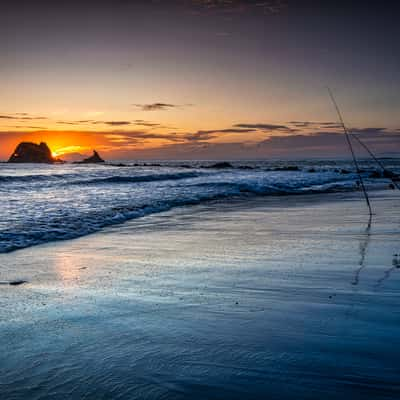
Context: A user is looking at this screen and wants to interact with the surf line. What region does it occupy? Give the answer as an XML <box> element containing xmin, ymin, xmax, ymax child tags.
<box><xmin>327</xmin><ymin>88</ymin><xmax>373</xmax><ymax>218</ymax></box>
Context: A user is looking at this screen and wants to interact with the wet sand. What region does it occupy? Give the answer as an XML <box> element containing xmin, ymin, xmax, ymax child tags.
<box><xmin>0</xmin><ymin>191</ymin><xmax>399</xmax><ymax>399</ymax></box>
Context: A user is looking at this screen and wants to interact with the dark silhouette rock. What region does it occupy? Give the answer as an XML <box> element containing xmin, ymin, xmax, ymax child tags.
<box><xmin>108</xmin><ymin>163</ymin><xmax>129</xmax><ymax>167</ymax></box>
<box><xmin>0</xmin><ymin>280</ymin><xmax>28</xmax><ymax>286</ymax></box>
<box><xmin>9</xmin><ymin>280</ymin><xmax>27</xmax><ymax>286</ymax></box>
<box><xmin>206</xmin><ymin>162</ymin><xmax>233</xmax><ymax>169</ymax></box>
<box><xmin>8</xmin><ymin>142</ymin><xmax>56</xmax><ymax>163</ymax></box>
<box><xmin>77</xmin><ymin>150</ymin><xmax>105</xmax><ymax>164</ymax></box>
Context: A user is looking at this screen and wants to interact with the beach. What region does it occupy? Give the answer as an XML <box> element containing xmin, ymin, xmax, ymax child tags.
<box><xmin>1</xmin><ymin>189</ymin><xmax>399</xmax><ymax>399</ymax></box>
<box><xmin>2</xmin><ymin>0</ymin><xmax>400</xmax><ymax>398</ymax></box>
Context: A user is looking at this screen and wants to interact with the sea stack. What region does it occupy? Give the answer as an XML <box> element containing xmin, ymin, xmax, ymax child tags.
<box><xmin>8</xmin><ymin>142</ymin><xmax>56</xmax><ymax>163</ymax></box>
<box><xmin>78</xmin><ymin>150</ymin><xmax>105</xmax><ymax>164</ymax></box>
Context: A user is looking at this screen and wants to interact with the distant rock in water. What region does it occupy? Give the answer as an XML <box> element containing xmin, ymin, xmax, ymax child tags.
<box><xmin>205</xmin><ymin>162</ymin><xmax>234</xmax><ymax>169</ymax></box>
<box><xmin>273</xmin><ymin>166</ymin><xmax>300</xmax><ymax>171</ymax></box>
<box><xmin>8</xmin><ymin>142</ymin><xmax>56</xmax><ymax>163</ymax></box>
<box><xmin>77</xmin><ymin>150</ymin><xmax>105</xmax><ymax>164</ymax></box>
<box><xmin>108</xmin><ymin>163</ymin><xmax>129</xmax><ymax>167</ymax></box>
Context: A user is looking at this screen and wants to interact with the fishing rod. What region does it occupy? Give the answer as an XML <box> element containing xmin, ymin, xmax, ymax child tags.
<box><xmin>327</xmin><ymin>88</ymin><xmax>373</xmax><ymax>217</ymax></box>
<box><xmin>349</xmin><ymin>133</ymin><xmax>400</xmax><ymax>191</ymax></box>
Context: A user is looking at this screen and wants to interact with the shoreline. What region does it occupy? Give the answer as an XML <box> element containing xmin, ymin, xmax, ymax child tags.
<box><xmin>0</xmin><ymin>189</ymin><xmax>398</xmax><ymax>289</ymax></box>
<box><xmin>0</xmin><ymin>190</ymin><xmax>399</xmax><ymax>399</ymax></box>
<box><xmin>0</xmin><ymin>187</ymin><xmax>395</xmax><ymax>255</ymax></box>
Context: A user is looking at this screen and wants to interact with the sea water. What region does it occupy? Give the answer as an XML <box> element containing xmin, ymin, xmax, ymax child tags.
<box><xmin>1</xmin><ymin>159</ymin><xmax>398</xmax><ymax>253</ymax></box>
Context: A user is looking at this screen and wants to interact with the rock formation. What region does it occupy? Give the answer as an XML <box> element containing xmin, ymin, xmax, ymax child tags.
<box><xmin>205</xmin><ymin>162</ymin><xmax>233</xmax><ymax>169</ymax></box>
<box><xmin>77</xmin><ymin>150</ymin><xmax>105</xmax><ymax>164</ymax></box>
<box><xmin>8</xmin><ymin>142</ymin><xmax>56</xmax><ymax>163</ymax></box>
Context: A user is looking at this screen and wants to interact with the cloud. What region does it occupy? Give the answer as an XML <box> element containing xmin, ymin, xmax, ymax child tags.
<box><xmin>134</xmin><ymin>120</ymin><xmax>160</xmax><ymax>127</ymax></box>
<box><xmin>103</xmin><ymin>121</ymin><xmax>132</xmax><ymax>126</ymax></box>
<box><xmin>198</xmin><ymin>128</ymin><xmax>257</xmax><ymax>134</ymax></box>
<box><xmin>289</xmin><ymin>121</ymin><xmax>342</xmax><ymax>129</ymax></box>
<box><xmin>56</xmin><ymin>121</ymin><xmax>81</xmax><ymax>125</ymax></box>
<box><xmin>3</xmin><ymin>125</ymin><xmax>47</xmax><ymax>130</ymax></box>
<box><xmin>257</xmin><ymin>128</ymin><xmax>400</xmax><ymax>156</ymax></box>
<box><xmin>56</xmin><ymin>120</ymin><xmax>96</xmax><ymax>125</ymax></box>
<box><xmin>234</xmin><ymin>123</ymin><xmax>293</xmax><ymax>132</ymax></box>
<box><xmin>183</xmin><ymin>128</ymin><xmax>257</xmax><ymax>143</ymax></box>
<box><xmin>0</xmin><ymin>114</ymin><xmax>48</xmax><ymax>121</ymax></box>
<box><xmin>133</xmin><ymin>103</ymin><xmax>182</xmax><ymax>111</ymax></box>
<box><xmin>54</xmin><ymin>119</ymin><xmax>165</xmax><ymax>128</ymax></box>
<box><xmin>349</xmin><ymin>127</ymin><xmax>387</xmax><ymax>135</ymax></box>
<box><xmin>102</xmin><ymin>130</ymin><xmax>185</xmax><ymax>144</ymax></box>
<box><xmin>185</xmin><ymin>0</ymin><xmax>287</xmax><ymax>15</ymax></box>
<box><xmin>112</xmin><ymin>127</ymin><xmax>398</xmax><ymax>160</ymax></box>
<box><xmin>1</xmin><ymin>123</ymin><xmax>398</xmax><ymax>161</ymax></box>
<box><xmin>89</xmin><ymin>120</ymin><xmax>133</xmax><ymax>126</ymax></box>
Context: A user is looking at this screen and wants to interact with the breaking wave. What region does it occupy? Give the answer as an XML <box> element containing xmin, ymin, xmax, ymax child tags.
<box><xmin>1</xmin><ymin>159</ymin><xmax>398</xmax><ymax>253</ymax></box>
<box><xmin>70</xmin><ymin>172</ymin><xmax>203</xmax><ymax>185</ymax></box>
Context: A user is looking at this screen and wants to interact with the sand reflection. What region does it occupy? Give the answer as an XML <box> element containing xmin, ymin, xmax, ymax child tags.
<box><xmin>54</xmin><ymin>252</ymin><xmax>83</xmax><ymax>283</ymax></box>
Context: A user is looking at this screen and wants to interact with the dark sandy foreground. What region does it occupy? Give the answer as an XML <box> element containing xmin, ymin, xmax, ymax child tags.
<box><xmin>0</xmin><ymin>191</ymin><xmax>399</xmax><ymax>400</ymax></box>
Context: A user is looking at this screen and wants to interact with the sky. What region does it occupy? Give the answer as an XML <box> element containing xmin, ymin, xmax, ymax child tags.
<box><xmin>1</xmin><ymin>0</ymin><xmax>399</xmax><ymax>160</ymax></box>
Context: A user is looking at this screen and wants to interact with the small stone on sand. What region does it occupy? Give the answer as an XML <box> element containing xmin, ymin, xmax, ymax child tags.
<box><xmin>9</xmin><ymin>280</ymin><xmax>27</xmax><ymax>286</ymax></box>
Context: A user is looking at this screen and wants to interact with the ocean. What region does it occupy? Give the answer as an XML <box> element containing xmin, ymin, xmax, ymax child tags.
<box><xmin>1</xmin><ymin>161</ymin><xmax>400</xmax><ymax>399</ymax></box>
<box><xmin>1</xmin><ymin>159</ymin><xmax>398</xmax><ymax>254</ymax></box>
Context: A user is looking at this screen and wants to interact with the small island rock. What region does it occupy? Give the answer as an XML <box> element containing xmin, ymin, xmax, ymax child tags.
<box><xmin>206</xmin><ymin>162</ymin><xmax>233</xmax><ymax>169</ymax></box>
<box><xmin>77</xmin><ymin>150</ymin><xmax>105</xmax><ymax>164</ymax></box>
<box><xmin>8</xmin><ymin>142</ymin><xmax>56</xmax><ymax>163</ymax></box>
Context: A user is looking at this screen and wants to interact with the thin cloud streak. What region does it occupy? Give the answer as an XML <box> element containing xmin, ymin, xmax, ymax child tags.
<box><xmin>185</xmin><ymin>0</ymin><xmax>287</xmax><ymax>15</ymax></box>
<box><xmin>0</xmin><ymin>114</ymin><xmax>48</xmax><ymax>121</ymax></box>
<box><xmin>234</xmin><ymin>123</ymin><xmax>294</xmax><ymax>132</ymax></box>
<box><xmin>133</xmin><ymin>103</ymin><xmax>181</xmax><ymax>111</ymax></box>
<box><xmin>55</xmin><ymin>120</ymin><xmax>162</xmax><ymax>128</ymax></box>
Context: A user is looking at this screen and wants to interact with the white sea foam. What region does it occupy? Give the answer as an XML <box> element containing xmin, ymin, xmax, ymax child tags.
<box><xmin>0</xmin><ymin>160</ymin><xmax>398</xmax><ymax>252</ymax></box>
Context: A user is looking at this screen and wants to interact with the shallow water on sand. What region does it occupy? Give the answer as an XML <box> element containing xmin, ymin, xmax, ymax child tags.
<box><xmin>0</xmin><ymin>191</ymin><xmax>399</xmax><ymax>399</ymax></box>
